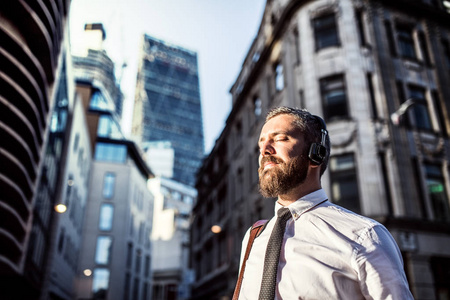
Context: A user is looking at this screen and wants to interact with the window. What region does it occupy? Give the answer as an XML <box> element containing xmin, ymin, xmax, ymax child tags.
<box><xmin>97</xmin><ymin>115</ymin><xmax>123</xmax><ymax>139</ymax></box>
<box><xmin>384</xmin><ymin>21</ymin><xmax>397</xmax><ymax>56</ymax></box>
<box><xmin>293</xmin><ymin>28</ymin><xmax>301</xmax><ymax>64</ymax></box>
<box><xmin>367</xmin><ymin>73</ymin><xmax>378</xmax><ymax>119</ymax></box>
<box><xmin>442</xmin><ymin>39</ymin><xmax>450</xmax><ymax>70</ymax></box>
<box><xmin>253</xmin><ymin>97</ymin><xmax>262</xmax><ymax>118</ymax></box>
<box><xmin>92</xmin><ymin>268</ymin><xmax>110</xmax><ymax>299</ymax></box>
<box><xmin>397</xmin><ymin>25</ymin><xmax>416</xmax><ymax>60</ymax></box>
<box><xmin>320</xmin><ymin>75</ymin><xmax>348</xmax><ymax>121</ymax></box>
<box><xmin>90</xmin><ymin>90</ymin><xmax>110</xmax><ymax>111</ymax></box>
<box><xmin>58</xmin><ymin>229</ymin><xmax>65</xmax><ymax>253</ymax></box>
<box><xmin>126</xmin><ymin>243</ymin><xmax>133</xmax><ymax>268</ymax></box>
<box><xmin>123</xmin><ymin>273</ymin><xmax>131</xmax><ymax>300</ymax></box>
<box><xmin>144</xmin><ymin>255</ymin><xmax>150</xmax><ymax>277</ymax></box>
<box><xmin>430</xmin><ymin>256</ymin><xmax>450</xmax><ymax>298</ymax></box>
<box><xmin>102</xmin><ymin>173</ymin><xmax>116</xmax><ymax>199</ymax></box>
<box><xmin>313</xmin><ymin>14</ymin><xmax>339</xmax><ymax>50</ymax></box>
<box><xmin>408</xmin><ymin>86</ymin><xmax>432</xmax><ymax>130</ymax></box>
<box><xmin>274</xmin><ymin>62</ymin><xmax>284</xmax><ymax>91</ymax></box>
<box><xmin>424</xmin><ymin>164</ymin><xmax>450</xmax><ymax>222</ymax></box>
<box><xmin>132</xmin><ymin>278</ymin><xmax>140</xmax><ymax>300</ymax></box>
<box><xmin>330</xmin><ymin>154</ymin><xmax>361</xmax><ymax>214</ymax></box>
<box><xmin>73</xmin><ymin>133</ymin><xmax>80</xmax><ymax>152</ymax></box>
<box><xmin>95</xmin><ymin>236</ymin><xmax>112</xmax><ymax>265</ymax></box>
<box><xmin>355</xmin><ymin>10</ymin><xmax>367</xmax><ymax>46</ymax></box>
<box><xmin>95</xmin><ymin>142</ymin><xmax>127</xmax><ymax>163</ymax></box>
<box><xmin>99</xmin><ymin>204</ymin><xmax>114</xmax><ymax>231</ymax></box>
<box><xmin>135</xmin><ymin>249</ymin><xmax>142</xmax><ymax>274</ymax></box>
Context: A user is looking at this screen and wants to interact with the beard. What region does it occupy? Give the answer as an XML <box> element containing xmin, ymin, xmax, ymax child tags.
<box><xmin>258</xmin><ymin>155</ymin><xmax>309</xmax><ymax>198</ymax></box>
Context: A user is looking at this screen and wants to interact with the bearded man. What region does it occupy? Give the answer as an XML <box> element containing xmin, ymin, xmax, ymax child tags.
<box><xmin>233</xmin><ymin>107</ymin><xmax>413</xmax><ymax>300</ymax></box>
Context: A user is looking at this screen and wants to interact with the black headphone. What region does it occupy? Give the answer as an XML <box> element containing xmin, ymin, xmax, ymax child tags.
<box><xmin>308</xmin><ymin>115</ymin><xmax>328</xmax><ymax>165</ymax></box>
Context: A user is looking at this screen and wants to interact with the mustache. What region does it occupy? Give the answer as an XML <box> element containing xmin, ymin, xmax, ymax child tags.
<box><xmin>259</xmin><ymin>156</ymin><xmax>285</xmax><ymax>173</ymax></box>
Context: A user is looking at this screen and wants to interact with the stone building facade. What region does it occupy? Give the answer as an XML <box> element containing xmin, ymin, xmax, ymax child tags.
<box><xmin>191</xmin><ymin>0</ymin><xmax>450</xmax><ymax>299</ymax></box>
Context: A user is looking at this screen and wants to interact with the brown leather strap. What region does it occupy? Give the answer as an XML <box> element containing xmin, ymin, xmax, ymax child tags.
<box><xmin>232</xmin><ymin>220</ymin><xmax>268</xmax><ymax>300</ymax></box>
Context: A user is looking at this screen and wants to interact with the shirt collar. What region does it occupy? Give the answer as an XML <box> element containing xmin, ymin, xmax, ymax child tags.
<box><xmin>275</xmin><ymin>189</ymin><xmax>328</xmax><ymax>221</ymax></box>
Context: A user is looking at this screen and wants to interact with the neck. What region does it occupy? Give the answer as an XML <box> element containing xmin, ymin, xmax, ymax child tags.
<box><xmin>277</xmin><ymin>181</ymin><xmax>321</xmax><ymax>206</ymax></box>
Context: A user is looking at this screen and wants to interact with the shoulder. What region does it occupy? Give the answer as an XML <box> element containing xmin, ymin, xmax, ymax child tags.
<box><xmin>305</xmin><ymin>201</ymin><xmax>395</xmax><ymax>246</ymax></box>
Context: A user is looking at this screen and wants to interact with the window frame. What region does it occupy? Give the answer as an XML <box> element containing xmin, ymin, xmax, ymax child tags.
<box><xmin>95</xmin><ymin>236</ymin><xmax>113</xmax><ymax>265</ymax></box>
<box><xmin>274</xmin><ymin>61</ymin><xmax>285</xmax><ymax>92</ymax></box>
<box><xmin>102</xmin><ymin>173</ymin><xmax>116</xmax><ymax>199</ymax></box>
<box><xmin>396</xmin><ymin>24</ymin><xmax>417</xmax><ymax>60</ymax></box>
<box><xmin>329</xmin><ymin>153</ymin><xmax>361</xmax><ymax>214</ymax></box>
<box><xmin>407</xmin><ymin>85</ymin><xmax>433</xmax><ymax>131</ymax></box>
<box><xmin>99</xmin><ymin>203</ymin><xmax>114</xmax><ymax>231</ymax></box>
<box><xmin>313</xmin><ymin>13</ymin><xmax>340</xmax><ymax>51</ymax></box>
<box><xmin>320</xmin><ymin>74</ymin><xmax>349</xmax><ymax>122</ymax></box>
<box><xmin>424</xmin><ymin>163</ymin><xmax>450</xmax><ymax>222</ymax></box>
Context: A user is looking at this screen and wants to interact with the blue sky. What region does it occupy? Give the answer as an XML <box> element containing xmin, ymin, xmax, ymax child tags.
<box><xmin>69</xmin><ymin>0</ymin><xmax>266</xmax><ymax>153</ymax></box>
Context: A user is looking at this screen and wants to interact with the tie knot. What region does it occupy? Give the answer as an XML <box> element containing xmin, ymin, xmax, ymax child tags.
<box><xmin>277</xmin><ymin>207</ymin><xmax>291</xmax><ymax>221</ymax></box>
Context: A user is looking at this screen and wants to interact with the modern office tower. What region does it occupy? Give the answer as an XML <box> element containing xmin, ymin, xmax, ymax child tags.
<box><xmin>132</xmin><ymin>34</ymin><xmax>205</xmax><ymax>186</ymax></box>
<box><xmin>148</xmin><ymin>176</ymin><xmax>197</xmax><ymax>300</ymax></box>
<box><xmin>0</xmin><ymin>1</ymin><xmax>72</xmax><ymax>298</ymax></box>
<box><xmin>191</xmin><ymin>0</ymin><xmax>450</xmax><ymax>299</ymax></box>
<box><xmin>73</xmin><ymin>24</ymin><xmax>155</xmax><ymax>300</ymax></box>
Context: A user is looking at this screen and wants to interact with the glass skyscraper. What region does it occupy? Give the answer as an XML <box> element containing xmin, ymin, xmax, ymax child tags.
<box><xmin>133</xmin><ymin>34</ymin><xmax>204</xmax><ymax>186</ymax></box>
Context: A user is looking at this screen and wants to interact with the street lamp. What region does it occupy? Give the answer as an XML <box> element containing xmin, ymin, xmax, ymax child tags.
<box><xmin>390</xmin><ymin>98</ymin><xmax>426</xmax><ymax>126</ymax></box>
<box><xmin>211</xmin><ymin>225</ymin><xmax>222</xmax><ymax>234</ymax></box>
<box><xmin>54</xmin><ymin>203</ymin><xmax>67</xmax><ymax>213</ymax></box>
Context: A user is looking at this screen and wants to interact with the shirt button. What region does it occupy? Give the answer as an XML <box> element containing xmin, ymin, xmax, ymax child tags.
<box><xmin>293</xmin><ymin>213</ymin><xmax>298</xmax><ymax>218</ymax></box>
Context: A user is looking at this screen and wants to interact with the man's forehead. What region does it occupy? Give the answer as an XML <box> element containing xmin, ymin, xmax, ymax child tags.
<box><xmin>261</xmin><ymin>114</ymin><xmax>297</xmax><ymax>132</ymax></box>
<box><xmin>259</xmin><ymin>115</ymin><xmax>302</xmax><ymax>139</ymax></box>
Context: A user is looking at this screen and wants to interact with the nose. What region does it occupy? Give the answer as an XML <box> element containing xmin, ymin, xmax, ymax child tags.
<box><xmin>259</xmin><ymin>140</ymin><xmax>275</xmax><ymax>157</ymax></box>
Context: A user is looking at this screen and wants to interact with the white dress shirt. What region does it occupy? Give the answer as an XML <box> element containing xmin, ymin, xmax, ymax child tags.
<box><xmin>238</xmin><ymin>189</ymin><xmax>413</xmax><ymax>300</ymax></box>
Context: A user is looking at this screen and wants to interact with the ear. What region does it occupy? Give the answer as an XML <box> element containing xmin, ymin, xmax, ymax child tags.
<box><xmin>308</xmin><ymin>161</ymin><xmax>322</xmax><ymax>179</ymax></box>
<box><xmin>308</xmin><ymin>161</ymin><xmax>321</xmax><ymax>170</ymax></box>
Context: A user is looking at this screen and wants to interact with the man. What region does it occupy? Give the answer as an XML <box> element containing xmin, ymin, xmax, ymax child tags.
<box><xmin>235</xmin><ymin>107</ymin><xmax>413</xmax><ymax>299</ymax></box>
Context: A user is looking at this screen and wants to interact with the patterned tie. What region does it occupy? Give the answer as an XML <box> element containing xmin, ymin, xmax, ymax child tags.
<box><xmin>258</xmin><ymin>207</ymin><xmax>292</xmax><ymax>300</ymax></box>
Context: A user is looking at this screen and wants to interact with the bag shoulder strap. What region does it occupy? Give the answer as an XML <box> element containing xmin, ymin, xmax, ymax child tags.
<box><xmin>232</xmin><ymin>219</ymin><xmax>268</xmax><ymax>300</ymax></box>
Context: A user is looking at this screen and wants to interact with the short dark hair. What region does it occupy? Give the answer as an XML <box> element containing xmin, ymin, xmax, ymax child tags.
<box><xmin>265</xmin><ymin>106</ymin><xmax>331</xmax><ymax>176</ymax></box>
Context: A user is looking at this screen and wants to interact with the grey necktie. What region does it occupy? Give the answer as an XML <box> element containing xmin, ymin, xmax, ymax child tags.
<box><xmin>258</xmin><ymin>207</ymin><xmax>292</xmax><ymax>300</ymax></box>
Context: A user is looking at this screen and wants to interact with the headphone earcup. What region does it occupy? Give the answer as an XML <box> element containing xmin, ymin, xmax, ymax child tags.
<box><xmin>308</xmin><ymin>143</ymin><xmax>327</xmax><ymax>165</ymax></box>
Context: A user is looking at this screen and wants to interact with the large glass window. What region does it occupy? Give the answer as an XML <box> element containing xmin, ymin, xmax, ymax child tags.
<box><xmin>425</xmin><ymin>164</ymin><xmax>450</xmax><ymax>222</ymax></box>
<box><xmin>321</xmin><ymin>75</ymin><xmax>348</xmax><ymax>121</ymax></box>
<box><xmin>99</xmin><ymin>204</ymin><xmax>114</xmax><ymax>231</ymax></box>
<box><xmin>95</xmin><ymin>236</ymin><xmax>112</xmax><ymax>265</ymax></box>
<box><xmin>92</xmin><ymin>268</ymin><xmax>110</xmax><ymax>299</ymax></box>
<box><xmin>397</xmin><ymin>25</ymin><xmax>416</xmax><ymax>60</ymax></box>
<box><xmin>95</xmin><ymin>143</ymin><xmax>127</xmax><ymax>163</ymax></box>
<box><xmin>330</xmin><ymin>154</ymin><xmax>361</xmax><ymax>214</ymax></box>
<box><xmin>102</xmin><ymin>173</ymin><xmax>116</xmax><ymax>199</ymax></box>
<box><xmin>408</xmin><ymin>86</ymin><xmax>432</xmax><ymax>130</ymax></box>
<box><xmin>313</xmin><ymin>14</ymin><xmax>339</xmax><ymax>50</ymax></box>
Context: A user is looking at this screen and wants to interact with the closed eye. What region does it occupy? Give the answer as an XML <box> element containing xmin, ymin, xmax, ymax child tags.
<box><xmin>275</xmin><ymin>136</ymin><xmax>288</xmax><ymax>142</ymax></box>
